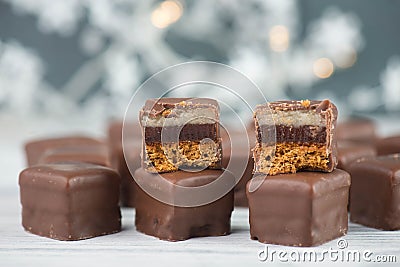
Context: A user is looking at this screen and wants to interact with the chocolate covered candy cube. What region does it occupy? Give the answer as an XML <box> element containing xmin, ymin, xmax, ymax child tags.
<box><xmin>337</xmin><ymin>141</ymin><xmax>376</xmax><ymax>171</ymax></box>
<box><xmin>107</xmin><ymin>120</ymin><xmax>141</xmax><ymax>207</ymax></box>
<box><xmin>25</xmin><ymin>136</ymin><xmax>103</xmax><ymax>166</ymax></box>
<box><xmin>247</xmin><ymin>169</ymin><xmax>350</xmax><ymax>246</ymax></box>
<box><xmin>377</xmin><ymin>135</ymin><xmax>400</xmax><ymax>156</ymax></box>
<box><xmin>221</xmin><ymin>131</ymin><xmax>254</xmax><ymax>207</ymax></box>
<box><xmin>349</xmin><ymin>154</ymin><xmax>400</xmax><ymax>230</ymax></box>
<box><xmin>134</xmin><ymin>168</ymin><xmax>234</xmax><ymax>241</ymax></box>
<box><xmin>37</xmin><ymin>143</ymin><xmax>110</xmax><ymax>167</ymax></box>
<box><xmin>336</xmin><ymin>117</ymin><xmax>376</xmax><ymax>143</ymax></box>
<box><xmin>19</xmin><ymin>163</ymin><xmax>121</xmax><ymax>240</ymax></box>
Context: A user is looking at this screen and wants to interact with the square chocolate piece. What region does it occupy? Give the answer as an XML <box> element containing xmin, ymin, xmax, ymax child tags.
<box><xmin>107</xmin><ymin>120</ymin><xmax>141</xmax><ymax>207</ymax></box>
<box><xmin>336</xmin><ymin>117</ymin><xmax>376</xmax><ymax>143</ymax></box>
<box><xmin>246</xmin><ymin>169</ymin><xmax>350</xmax><ymax>246</ymax></box>
<box><xmin>139</xmin><ymin>98</ymin><xmax>222</xmax><ymax>173</ymax></box>
<box><xmin>221</xmin><ymin>131</ymin><xmax>254</xmax><ymax>207</ymax></box>
<box><xmin>377</xmin><ymin>135</ymin><xmax>400</xmax><ymax>156</ymax></box>
<box><xmin>19</xmin><ymin>163</ymin><xmax>121</xmax><ymax>240</ymax></box>
<box><xmin>116</xmin><ymin>141</ymin><xmax>141</xmax><ymax>207</ymax></box>
<box><xmin>253</xmin><ymin>100</ymin><xmax>338</xmax><ymax>175</ymax></box>
<box><xmin>337</xmin><ymin>141</ymin><xmax>376</xmax><ymax>172</ymax></box>
<box><xmin>37</xmin><ymin>143</ymin><xmax>111</xmax><ymax>167</ymax></box>
<box><xmin>134</xmin><ymin>168</ymin><xmax>234</xmax><ymax>241</ymax></box>
<box><xmin>25</xmin><ymin>136</ymin><xmax>103</xmax><ymax>166</ymax></box>
<box><xmin>349</xmin><ymin>154</ymin><xmax>400</xmax><ymax>230</ymax></box>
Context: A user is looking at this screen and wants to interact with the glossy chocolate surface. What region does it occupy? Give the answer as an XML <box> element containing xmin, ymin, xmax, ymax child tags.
<box><xmin>221</xmin><ymin>131</ymin><xmax>253</xmax><ymax>207</ymax></box>
<box><xmin>337</xmin><ymin>141</ymin><xmax>377</xmax><ymax>171</ymax></box>
<box><xmin>19</xmin><ymin>163</ymin><xmax>121</xmax><ymax>240</ymax></box>
<box><xmin>377</xmin><ymin>135</ymin><xmax>400</xmax><ymax>156</ymax></box>
<box><xmin>141</xmin><ymin>98</ymin><xmax>218</xmax><ymax>118</ymax></box>
<box><xmin>134</xmin><ymin>168</ymin><xmax>234</xmax><ymax>241</ymax></box>
<box><xmin>336</xmin><ymin>117</ymin><xmax>376</xmax><ymax>142</ymax></box>
<box><xmin>265</xmin><ymin>99</ymin><xmax>338</xmax><ymax>113</ymax></box>
<box><xmin>25</xmin><ymin>136</ymin><xmax>103</xmax><ymax>166</ymax></box>
<box><xmin>247</xmin><ymin>170</ymin><xmax>350</xmax><ymax>246</ymax></box>
<box><xmin>349</xmin><ymin>154</ymin><xmax>400</xmax><ymax>230</ymax></box>
<box><xmin>38</xmin><ymin>143</ymin><xmax>110</xmax><ymax>167</ymax></box>
<box><xmin>107</xmin><ymin>120</ymin><xmax>141</xmax><ymax>207</ymax></box>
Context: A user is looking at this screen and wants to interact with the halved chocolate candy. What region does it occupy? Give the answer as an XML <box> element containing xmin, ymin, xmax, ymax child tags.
<box><xmin>139</xmin><ymin>98</ymin><xmax>222</xmax><ymax>173</ymax></box>
<box><xmin>253</xmin><ymin>100</ymin><xmax>338</xmax><ymax>175</ymax></box>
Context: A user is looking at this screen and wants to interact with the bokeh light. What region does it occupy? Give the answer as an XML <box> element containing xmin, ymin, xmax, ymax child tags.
<box><xmin>335</xmin><ymin>47</ymin><xmax>357</xmax><ymax>69</ymax></box>
<box><xmin>269</xmin><ymin>25</ymin><xmax>290</xmax><ymax>52</ymax></box>
<box><xmin>151</xmin><ymin>0</ymin><xmax>183</xmax><ymax>29</ymax></box>
<box><xmin>313</xmin><ymin>57</ymin><xmax>334</xmax><ymax>79</ymax></box>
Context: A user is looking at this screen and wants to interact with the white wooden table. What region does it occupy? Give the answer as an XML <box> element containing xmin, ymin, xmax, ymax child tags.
<box><xmin>1</xmin><ymin>114</ymin><xmax>400</xmax><ymax>267</ymax></box>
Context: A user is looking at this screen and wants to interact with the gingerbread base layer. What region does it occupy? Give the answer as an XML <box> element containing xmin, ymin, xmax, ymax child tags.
<box><xmin>254</xmin><ymin>142</ymin><xmax>330</xmax><ymax>175</ymax></box>
<box><xmin>143</xmin><ymin>140</ymin><xmax>222</xmax><ymax>173</ymax></box>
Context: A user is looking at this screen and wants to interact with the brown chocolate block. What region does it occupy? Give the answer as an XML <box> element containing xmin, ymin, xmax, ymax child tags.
<box><xmin>19</xmin><ymin>163</ymin><xmax>121</xmax><ymax>240</ymax></box>
<box><xmin>140</xmin><ymin>98</ymin><xmax>222</xmax><ymax>173</ymax></box>
<box><xmin>107</xmin><ymin>120</ymin><xmax>141</xmax><ymax>207</ymax></box>
<box><xmin>349</xmin><ymin>154</ymin><xmax>400</xmax><ymax>230</ymax></box>
<box><xmin>247</xmin><ymin>169</ymin><xmax>350</xmax><ymax>247</ymax></box>
<box><xmin>376</xmin><ymin>135</ymin><xmax>400</xmax><ymax>156</ymax></box>
<box><xmin>337</xmin><ymin>141</ymin><xmax>377</xmax><ymax>171</ymax></box>
<box><xmin>25</xmin><ymin>136</ymin><xmax>103</xmax><ymax>166</ymax></box>
<box><xmin>119</xmin><ymin>141</ymin><xmax>141</xmax><ymax>207</ymax></box>
<box><xmin>37</xmin><ymin>143</ymin><xmax>110</xmax><ymax>167</ymax></box>
<box><xmin>253</xmin><ymin>99</ymin><xmax>338</xmax><ymax>175</ymax></box>
<box><xmin>221</xmin><ymin>131</ymin><xmax>254</xmax><ymax>207</ymax></box>
<box><xmin>336</xmin><ymin>117</ymin><xmax>376</xmax><ymax>143</ymax></box>
<box><xmin>134</xmin><ymin>168</ymin><xmax>234</xmax><ymax>241</ymax></box>
<box><xmin>107</xmin><ymin>119</ymin><xmax>141</xmax><ymax>146</ymax></box>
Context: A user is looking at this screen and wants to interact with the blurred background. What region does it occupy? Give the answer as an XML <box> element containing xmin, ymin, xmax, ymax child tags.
<box><xmin>1</xmin><ymin>0</ymin><xmax>399</xmax><ymax>120</ymax></box>
<box><xmin>0</xmin><ymin>0</ymin><xmax>399</xmax><ymax>188</ymax></box>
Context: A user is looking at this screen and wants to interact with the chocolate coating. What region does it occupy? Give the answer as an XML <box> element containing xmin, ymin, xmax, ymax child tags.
<box><xmin>336</xmin><ymin>117</ymin><xmax>376</xmax><ymax>143</ymax></box>
<box><xmin>221</xmin><ymin>131</ymin><xmax>253</xmax><ymax>207</ymax></box>
<box><xmin>107</xmin><ymin>120</ymin><xmax>141</xmax><ymax>207</ymax></box>
<box><xmin>134</xmin><ymin>168</ymin><xmax>234</xmax><ymax>241</ymax></box>
<box><xmin>107</xmin><ymin>120</ymin><xmax>141</xmax><ymax>146</ymax></box>
<box><xmin>38</xmin><ymin>143</ymin><xmax>110</xmax><ymax>167</ymax></box>
<box><xmin>337</xmin><ymin>141</ymin><xmax>377</xmax><ymax>171</ymax></box>
<box><xmin>19</xmin><ymin>163</ymin><xmax>121</xmax><ymax>240</ymax></box>
<box><xmin>120</xmin><ymin>141</ymin><xmax>141</xmax><ymax>207</ymax></box>
<box><xmin>349</xmin><ymin>154</ymin><xmax>400</xmax><ymax>230</ymax></box>
<box><xmin>263</xmin><ymin>99</ymin><xmax>338</xmax><ymax>114</ymax></box>
<box><xmin>141</xmin><ymin>98</ymin><xmax>218</xmax><ymax>118</ymax></box>
<box><xmin>376</xmin><ymin>135</ymin><xmax>400</xmax><ymax>156</ymax></box>
<box><xmin>247</xmin><ymin>170</ymin><xmax>350</xmax><ymax>246</ymax></box>
<box><xmin>25</xmin><ymin>136</ymin><xmax>103</xmax><ymax>166</ymax></box>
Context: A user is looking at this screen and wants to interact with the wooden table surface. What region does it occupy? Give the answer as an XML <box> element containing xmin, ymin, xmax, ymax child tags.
<box><xmin>1</xmin><ymin>115</ymin><xmax>400</xmax><ymax>267</ymax></box>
